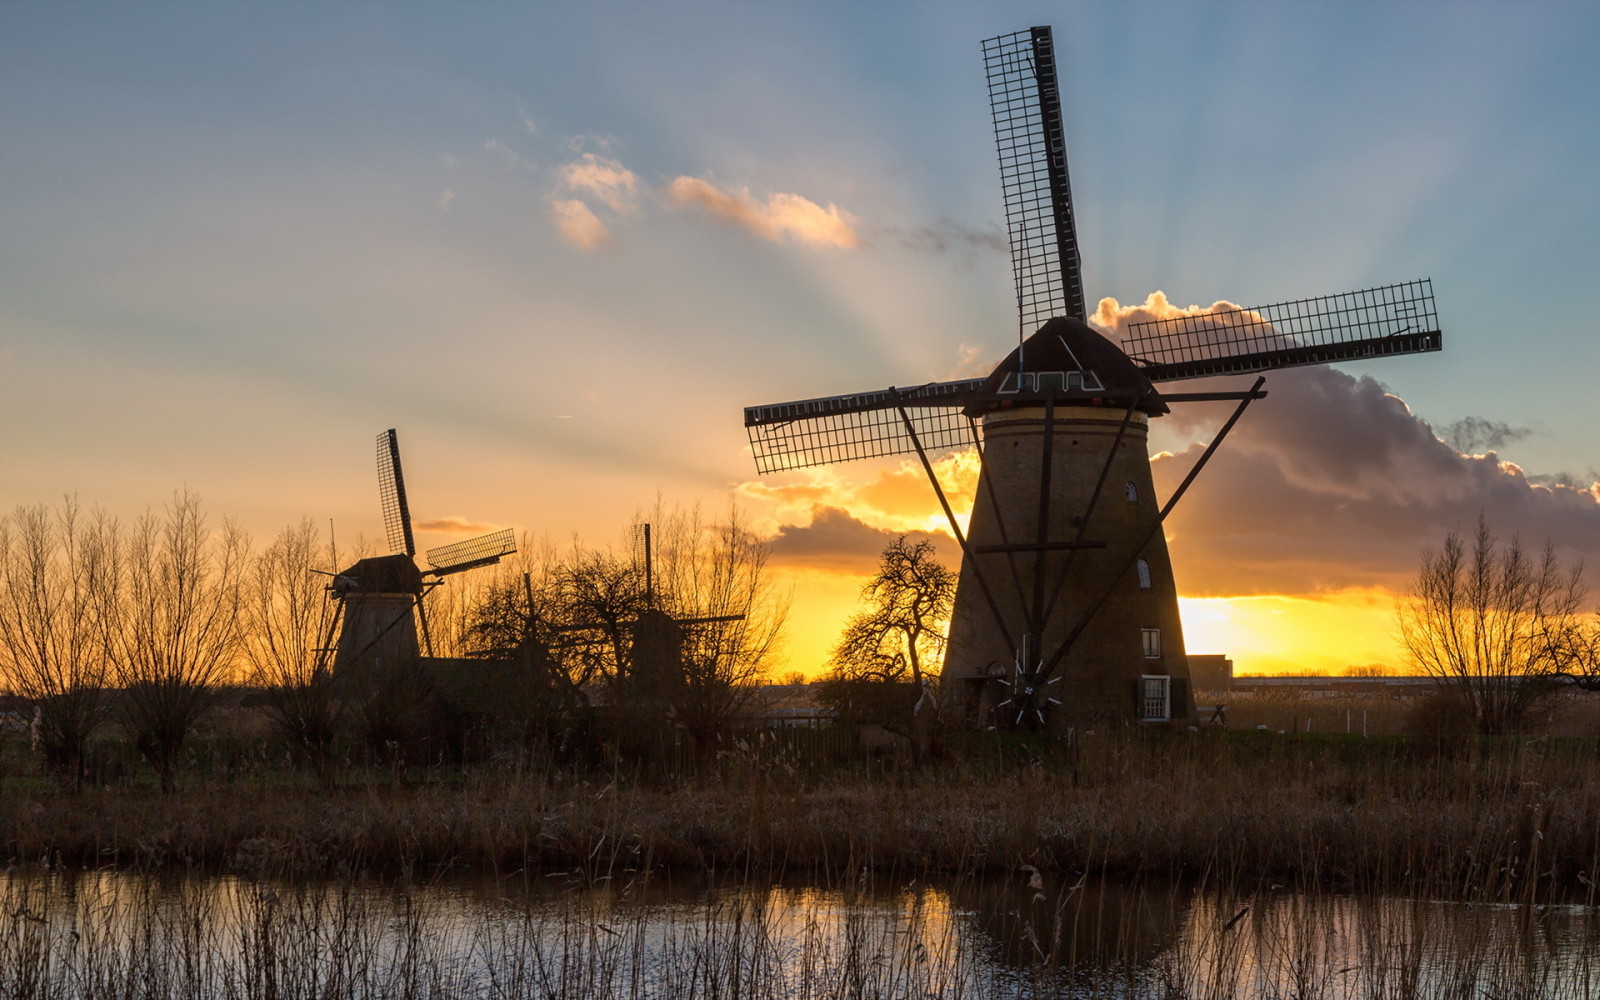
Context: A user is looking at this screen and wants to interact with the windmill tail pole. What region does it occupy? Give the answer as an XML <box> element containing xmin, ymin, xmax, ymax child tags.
<box><xmin>1040</xmin><ymin>376</ymin><xmax>1266</xmax><ymax>680</ymax></box>
<box><xmin>894</xmin><ymin>396</ymin><xmax>1019</xmax><ymax>663</ymax></box>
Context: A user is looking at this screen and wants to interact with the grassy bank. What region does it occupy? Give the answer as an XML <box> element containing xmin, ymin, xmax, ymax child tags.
<box><xmin>5</xmin><ymin>731</ymin><xmax>1598</xmax><ymax>900</ymax></box>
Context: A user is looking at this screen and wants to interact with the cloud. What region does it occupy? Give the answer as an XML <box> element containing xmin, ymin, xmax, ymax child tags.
<box><xmin>767</xmin><ymin>505</ymin><xmax>959</xmax><ymax>573</ymax></box>
<box><xmin>1083</xmin><ymin>295</ymin><xmax>1600</xmax><ymax>597</ymax></box>
<box><xmin>887</xmin><ymin>218</ymin><xmax>1008</xmax><ymax>262</ymax></box>
<box><xmin>664</xmin><ymin>176</ymin><xmax>860</xmax><ymax>248</ymax></box>
<box><xmin>413</xmin><ymin>516</ymin><xmax>500</xmax><ymax>534</ymax></box>
<box><xmin>738</xmin><ymin>450</ymin><xmax>979</xmax><ymax>542</ymax></box>
<box><xmin>436</xmin><ymin>189</ymin><xmax>455</xmax><ymax>211</ymax></box>
<box><xmin>551</xmin><ymin>199</ymin><xmax>612</xmax><ymax>251</ymax></box>
<box><xmin>558</xmin><ymin>153</ymin><xmax>638</xmax><ymax>214</ymax></box>
<box><xmin>484</xmin><ymin>139</ymin><xmax>530</xmax><ymax>169</ymax></box>
<box><xmin>1438</xmin><ymin>416</ymin><xmax>1532</xmax><ymax>455</ymax></box>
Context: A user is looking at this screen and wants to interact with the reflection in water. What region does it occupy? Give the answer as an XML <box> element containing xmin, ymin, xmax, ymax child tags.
<box><xmin>2</xmin><ymin>865</ymin><xmax>1596</xmax><ymax>999</ymax></box>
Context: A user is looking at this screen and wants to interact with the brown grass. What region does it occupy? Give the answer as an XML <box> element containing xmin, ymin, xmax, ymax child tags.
<box><xmin>4</xmin><ymin>731</ymin><xmax>1597</xmax><ymax>901</ymax></box>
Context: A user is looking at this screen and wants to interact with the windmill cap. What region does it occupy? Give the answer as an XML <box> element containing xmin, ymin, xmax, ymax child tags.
<box><xmin>967</xmin><ymin>316</ymin><xmax>1167</xmax><ymax>417</ymax></box>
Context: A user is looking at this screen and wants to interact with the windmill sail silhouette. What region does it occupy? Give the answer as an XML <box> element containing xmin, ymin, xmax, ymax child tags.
<box><xmin>740</xmin><ymin>27</ymin><xmax>1441</xmax><ymax>730</ymax></box>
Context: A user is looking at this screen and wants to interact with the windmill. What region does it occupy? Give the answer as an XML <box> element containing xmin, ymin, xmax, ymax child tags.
<box><xmin>740</xmin><ymin>26</ymin><xmax>1442</xmax><ymax>731</ymax></box>
<box><xmin>329</xmin><ymin>428</ymin><xmax>517</xmax><ymax>676</ymax></box>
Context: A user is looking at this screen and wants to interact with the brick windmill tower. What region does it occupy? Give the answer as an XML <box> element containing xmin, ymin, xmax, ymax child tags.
<box><xmin>740</xmin><ymin>27</ymin><xmax>1442</xmax><ymax>730</ymax></box>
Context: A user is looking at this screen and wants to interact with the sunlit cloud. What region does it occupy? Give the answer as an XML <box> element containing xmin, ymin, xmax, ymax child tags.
<box><xmin>436</xmin><ymin>189</ymin><xmax>455</xmax><ymax>211</ymax></box>
<box><xmin>558</xmin><ymin>153</ymin><xmax>639</xmax><ymax>214</ymax></box>
<box><xmin>414</xmin><ymin>516</ymin><xmax>500</xmax><ymax>534</ymax></box>
<box><xmin>664</xmin><ymin>176</ymin><xmax>860</xmax><ymax>248</ymax></box>
<box><xmin>738</xmin><ymin>450</ymin><xmax>978</xmax><ymax>544</ymax></box>
<box><xmin>1090</xmin><ymin>290</ymin><xmax>1273</xmax><ymax>343</ymax></box>
<box><xmin>550</xmin><ymin>198</ymin><xmax>612</xmax><ymax>251</ymax></box>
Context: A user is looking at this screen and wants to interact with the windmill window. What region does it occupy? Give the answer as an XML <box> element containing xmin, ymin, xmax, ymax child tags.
<box><xmin>1136</xmin><ymin>559</ymin><xmax>1152</xmax><ymax>589</ymax></box>
<box><xmin>1140</xmin><ymin>675</ymin><xmax>1171</xmax><ymax>721</ymax></box>
<box><xmin>1125</xmin><ymin>482</ymin><xmax>1139</xmax><ymax>502</ymax></box>
<box><xmin>1036</xmin><ymin>372</ymin><xmax>1067</xmax><ymax>391</ymax></box>
<box><xmin>1141</xmin><ymin>628</ymin><xmax>1162</xmax><ymax>659</ymax></box>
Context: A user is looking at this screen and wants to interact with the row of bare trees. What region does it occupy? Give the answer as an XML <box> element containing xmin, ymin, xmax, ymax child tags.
<box><xmin>0</xmin><ymin>492</ymin><xmax>246</xmax><ymax>790</ymax></box>
<box><xmin>0</xmin><ymin>493</ymin><xmax>788</xmax><ymax>787</ymax></box>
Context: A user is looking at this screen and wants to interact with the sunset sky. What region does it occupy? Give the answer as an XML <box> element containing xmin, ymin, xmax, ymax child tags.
<box><xmin>2</xmin><ymin>1</ymin><xmax>1596</xmax><ymax>677</ymax></box>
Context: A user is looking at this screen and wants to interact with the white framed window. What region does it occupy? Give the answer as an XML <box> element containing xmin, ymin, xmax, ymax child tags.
<box><xmin>1124</xmin><ymin>482</ymin><xmax>1139</xmax><ymax>502</ymax></box>
<box><xmin>1136</xmin><ymin>559</ymin><xmax>1152</xmax><ymax>589</ymax></box>
<box><xmin>1036</xmin><ymin>371</ymin><xmax>1066</xmax><ymax>391</ymax></box>
<box><xmin>1141</xmin><ymin>628</ymin><xmax>1161</xmax><ymax>659</ymax></box>
<box><xmin>1141</xmin><ymin>675</ymin><xmax>1171</xmax><ymax>721</ymax></box>
<box><xmin>1000</xmin><ymin>372</ymin><xmax>1033</xmax><ymax>393</ymax></box>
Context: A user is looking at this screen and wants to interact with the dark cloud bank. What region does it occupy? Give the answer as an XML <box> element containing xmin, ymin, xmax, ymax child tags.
<box><xmin>761</xmin><ymin>366</ymin><xmax>1597</xmax><ymax>601</ymax></box>
<box><xmin>1154</xmin><ymin>365</ymin><xmax>1598</xmax><ymax>597</ymax></box>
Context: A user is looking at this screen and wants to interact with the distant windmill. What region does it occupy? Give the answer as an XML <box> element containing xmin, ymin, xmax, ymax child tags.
<box><xmin>329</xmin><ymin>429</ymin><xmax>516</xmax><ymax>675</ymax></box>
<box><xmin>741</xmin><ymin>27</ymin><xmax>1442</xmax><ymax>730</ymax></box>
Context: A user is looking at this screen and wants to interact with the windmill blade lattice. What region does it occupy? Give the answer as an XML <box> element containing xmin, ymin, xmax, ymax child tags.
<box><xmin>1126</xmin><ymin>279</ymin><xmax>1441</xmax><ymax>382</ymax></box>
<box><xmin>376</xmin><ymin>429</ymin><xmax>416</xmax><ymax>557</ymax></box>
<box><xmin>744</xmin><ymin>378</ymin><xmax>984</xmax><ymax>474</ymax></box>
<box><xmin>425</xmin><ymin>527</ymin><xmax>517</xmax><ymax>577</ymax></box>
<box><xmin>984</xmin><ymin>26</ymin><xmax>1085</xmax><ymax>331</ymax></box>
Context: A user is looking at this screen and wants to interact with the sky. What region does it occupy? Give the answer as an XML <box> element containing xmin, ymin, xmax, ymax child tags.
<box><xmin>2</xmin><ymin>0</ymin><xmax>1596</xmax><ymax>677</ymax></box>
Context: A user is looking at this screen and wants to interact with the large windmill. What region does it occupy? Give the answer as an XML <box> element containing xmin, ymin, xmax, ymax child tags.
<box><xmin>741</xmin><ymin>27</ymin><xmax>1442</xmax><ymax>730</ymax></box>
<box><xmin>329</xmin><ymin>429</ymin><xmax>517</xmax><ymax>676</ymax></box>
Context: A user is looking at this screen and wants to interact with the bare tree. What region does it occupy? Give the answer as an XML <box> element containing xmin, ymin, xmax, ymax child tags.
<box><xmin>244</xmin><ymin>519</ymin><xmax>340</xmax><ymax>777</ymax></box>
<box><xmin>0</xmin><ymin>498</ymin><xmax>119</xmax><ymax>786</ymax></box>
<box><xmin>829</xmin><ymin>536</ymin><xmax>955</xmax><ymax>689</ymax></box>
<box><xmin>823</xmin><ymin>537</ymin><xmax>955</xmax><ymax>747</ymax></box>
<box><xmin>1397</xmin><ymin>517</ymin><xmax>1589</xmax><ymax>735</ymax></box>
<box><xmin>650</xmin><ymin>504</ymin><xmax>788</xmax><ymax>750</ymax></box>
<box><xmin>460</xmin><ymin>556</ymin><xmax>596</xmax><ymax>750</ymax></box>
<box><xmin>1543</xmin><ymin>613</ymin><xmax>1600</xmax><ymax>692</ymax></box>
<box><xmin>107</xmin><ymin>491</ymin><xmax>249</xmax><ymax>791</ymax></box>
<box><xmin>556</xmin><ymin>546</ymin><xmax>647</xmax><ymax>692</ymax></box>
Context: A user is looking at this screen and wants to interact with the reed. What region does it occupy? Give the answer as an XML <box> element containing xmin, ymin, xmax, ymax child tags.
<box><xmin>2</xmin><ymin>862</ymin><xmax>1596</xmax><ymax>999</ymax></box>
<box><xmin>4</xmin><ymin>731</ymin><xmax>1597</xmax><ymax>901</ymax></box>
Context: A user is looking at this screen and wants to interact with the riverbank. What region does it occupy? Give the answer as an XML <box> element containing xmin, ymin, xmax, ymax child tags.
<box><xmin>5</xmin><ymin>732</ymin><xmax>1597</xmax><ymax>899</ymax></box>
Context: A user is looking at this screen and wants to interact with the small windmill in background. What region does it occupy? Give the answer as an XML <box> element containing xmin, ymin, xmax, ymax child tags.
<box><xmin>740</xmin><ymin>26</ymin><xmax>1443</xmax><ymax>731</ymax></box>
<box><xmin>328</xmin><ymin>429</ymin><xmax>516</xmax><ymax>675</ymax></box>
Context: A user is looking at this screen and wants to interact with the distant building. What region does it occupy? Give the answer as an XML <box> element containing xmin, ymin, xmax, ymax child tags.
<box><xmin>1187</xmin><ymin>655</ymin><xmax>1234</xmax><ymax>692</ymax></box>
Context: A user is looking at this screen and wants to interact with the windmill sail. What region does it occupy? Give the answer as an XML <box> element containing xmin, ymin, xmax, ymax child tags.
<box><xmin>984</xmin><ymin>26</ymin><xmax>1085</xmax><ymax>331</ymax></box>
<box><xmin>743</xmin><ymin>378</ymin><xmax>985</xmax><ymax>474</ymax></box>
<box><xmin>425</xmin><ymin>527</ymin><xmax>517</xmax><ymax>576</ymax></box>
<box><xmin>376</xmin><ymin>429</ymin><xmax>416</xmax><ymax>557</ymax></box>
<box><xmin>1125</xmin><ymin>279</ymin><xmax>1441</xmax><ymax>382</ymax></box>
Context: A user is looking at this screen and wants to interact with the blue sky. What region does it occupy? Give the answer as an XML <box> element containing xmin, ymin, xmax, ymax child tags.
<box><xmin>2</xmin><ymin>1</ymin><xmax>1596</xmax><ymax>672</ymax></box>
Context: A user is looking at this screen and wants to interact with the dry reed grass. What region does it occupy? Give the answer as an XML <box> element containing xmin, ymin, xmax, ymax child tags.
<box><xmin>4</xmin><ymin>731</ymin><xmax>1597</xmax><ymax>901</ymax></box>
<box><xmin>2</xmin><ymin>862</ymin><xmax>1595</xmax><ymax>999</ymax></box>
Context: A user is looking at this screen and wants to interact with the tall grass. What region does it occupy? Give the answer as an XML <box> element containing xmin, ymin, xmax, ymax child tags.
<box><xmin>5</xmin><ymin>730</ymin><xmax>1596</xmax><ymax>899</ymax></box>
